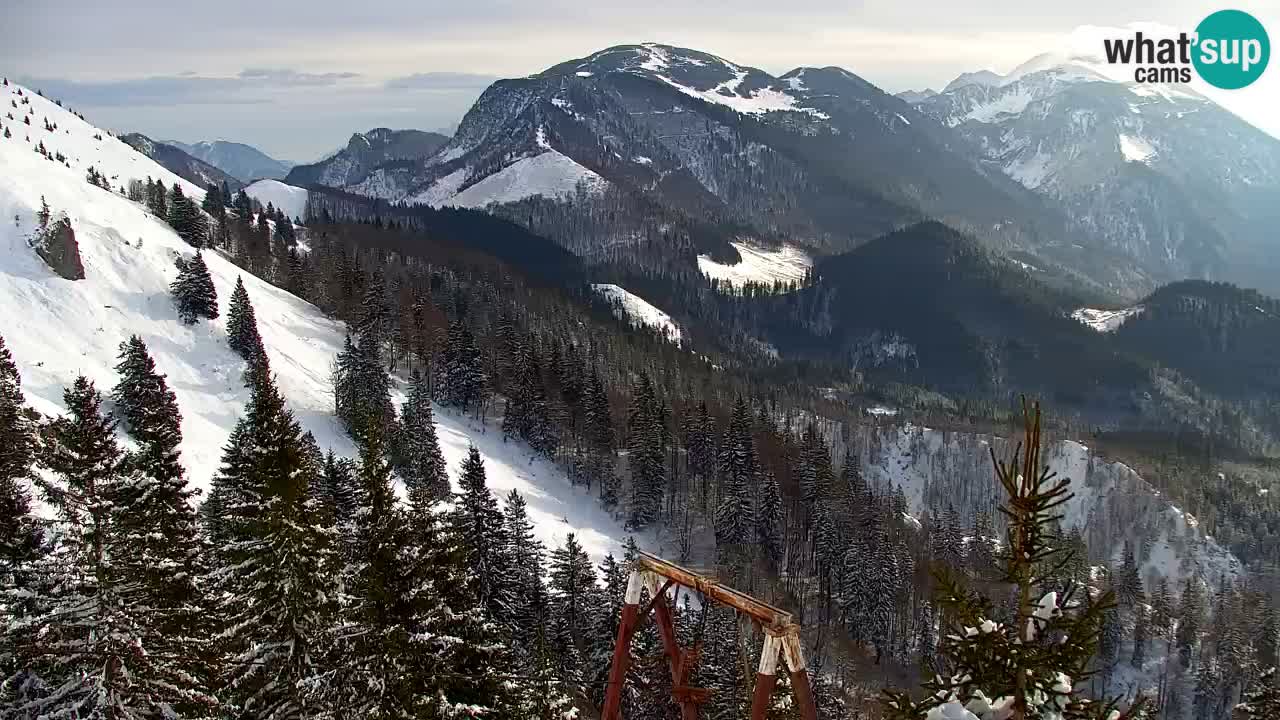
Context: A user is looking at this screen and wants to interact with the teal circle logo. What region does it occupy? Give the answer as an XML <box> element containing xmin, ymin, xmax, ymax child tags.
<box><xmin>1193</xmin><ymin>9</ymin><xmax>1270</xmax><ymax>89</ymax></box>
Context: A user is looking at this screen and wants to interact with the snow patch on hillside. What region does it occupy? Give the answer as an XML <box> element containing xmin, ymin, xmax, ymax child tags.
<box><xmin>656</xmin><ymin>72</ymin><xmax>827</xmax><ymax>119</ymax></box>
<box><xmin>447</xmin><ymin>151</ymin><xmax>606</xmax><ymax>208</ymax></box>
<box><xmin>244</xmin><ymin>179</ymin><xmax>308</xmax><ymax>220</ymax></box>
<box><xmin>1072</xmin><ymin>306</ymin><xmax>1144</xmax><ymax>332</ymax></box>
<box><xmin>0</xmin><ymin>83</ymin><xmax>639</xmax><ymax>567</ymax></box>
<box><xmin>1118</xmin><ymin>134</ymin><xmax>1156</xmax><ymax>164</ymax></box>
<box><xmin>697</xmin><ymin>242</ymin><xmax>812</xmax><ymax>288</ymax></box>
<box><xmin>405</xmin><ymin>168</ymin><xmax>469</xmax><ymax>208</ymax></box>
<box><xmin>592</xmin><ymin>284</ymin><xmax>682</xmax><ymax>345</ymax></box>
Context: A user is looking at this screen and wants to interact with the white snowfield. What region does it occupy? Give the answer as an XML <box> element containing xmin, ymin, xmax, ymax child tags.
<box><xmin>697</xmin><ymin>241</ymin><xmax>812</xmax><ymax>288</ymax></box>
<box><xmin>1071</xmin><ymin>306</ymin><xmax>1144</xmax><ymax>332</ymax></box>
<box><xmin>592</xmin><ymin>284</ymin><xmax>682</xmax><ymax>345</ymax></box>
<box><xmin>244</xmin><ymin>179</ymin><xmax>309</xmax><ymax>220</ymax></box>
<box><xmin>0</xmin><ymin>83</ymin><xmax>636</xmax><ymax>566</ymax></box>
<box><xmin>447</xmin><ymin>150</ymin><xmax>607</xmax><ymax>208</ymax></box>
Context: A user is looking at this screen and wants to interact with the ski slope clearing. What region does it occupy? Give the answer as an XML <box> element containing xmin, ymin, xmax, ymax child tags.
<box><xmin>697</xmin><ymin>242</ymin><xmax>812</xmax><ymax>288</ymax></box>
<box><xmin>244</xmin><ymin>179</ymin><xmax>309</xmax><ymax>220</ymax></box>
<box><xmin>1071</xmin><ymin>306</ymin><xmax>1144</xmax><ymax>332</ymax></box>
<box><xmin>447</xmin><ymin>151</ymin><xmax>607</xmax><ymax>208</ymax></box>
<box><xmin>592</xmin><ymin>284</ymin><xmax>682</xmax><ymax>345</ymax></box>
<box><xmin>0</xmin><ymin>82</ymin><xmax>637</xmax><ymax>566</ymax></box>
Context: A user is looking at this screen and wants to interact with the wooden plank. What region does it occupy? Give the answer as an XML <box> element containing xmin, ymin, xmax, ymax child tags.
<box><xmin>636</xmin><ymin>550</ymin><xmax>795</xmax><ymax>631</ymax></box>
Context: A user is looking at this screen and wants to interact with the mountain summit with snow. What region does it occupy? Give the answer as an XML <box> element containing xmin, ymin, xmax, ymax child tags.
<box><xmin>912</xmin><ymin>48</ymin><xmax>1280</xmax><ymax>296</ymax></box>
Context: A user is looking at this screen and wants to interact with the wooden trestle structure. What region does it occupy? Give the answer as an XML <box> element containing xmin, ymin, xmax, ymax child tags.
<box><xmin>601</xmin><ymin>551</ymin><xmax>819</xmax><ymax>720</ymax></box>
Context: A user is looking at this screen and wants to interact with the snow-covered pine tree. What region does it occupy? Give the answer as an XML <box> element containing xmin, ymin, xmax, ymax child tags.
<box><xmin>109</xmin><ymin>335</ymin><xmax>217</xmax><ymax>715</ymax></box>
<box><xmin>170</xmin><ymin>250</ymin><xmax>219</xmax><ymax>324</ymax></box>
<box><xmin>436</xmin><ymin>320</ymin><xmax>487</xmax><ymax>414</ymax></box>
<box><xmin>881</xmin><ymin>400</ymin><xmax>1144</xmax><ymax>720</ymax></box>
<box><xmin>549</xmin><ymin>532</ymin><xmax>599</xmax><ymax>664</ymax></box>
<box><xmin>395</xmin><ymin>369</ymin><xmax>450</xmax><ymax>510</ymax></box>
<box><xmin>335</xmin><ymin>420</ymin><xmax>441</xmax><ymax>717</ymax></box>
<box><xmin>757</xmin><ymin>470</ymin><xmax>784</xmax><ymax>570</ymax></box>
<box><xmin>167</xmin><ymin>183</ymin><xmax>207</xmax><ymax>248</ymax></box>
<box><xmin>447</xmin><ymin>445</ymin><xmax>515</xmax><ymax>624</ymax></box>
<box><xmin>626</xmin><ymin>373</ymin><xmax>666</xmax><ymax>528</ymax></box>
<box><xmin>0</xmin><ymin>334</ymin><xmax>45</xmax><ymax>713</ymax></box>
<box><xmin>502</xmin><ymin>489</ymin><xmax>549</xmax><ymax>655</ymax></box>
<box><xmin>205</xmin><ymin>370</ymin><xmax>338</xmax><ymax>719</ymax></box>
<box><xmin>226</xmin><ymin>276</ymin><xmax>265</xmax><ymax>363</ymax></box>
<box><xmin>1237</xmin><ymin>667</ymin><xmax>1280</xmax><ymax>719</ymax></box>
<box><xmin>715</xmin><ymin>397</ymin><xmax>757</xmax><ymax>578</ymax></box>
<box><xmin>25</xmin><ymin>377</ymin><xmax>150</xmax><ymax>718</ymax></box>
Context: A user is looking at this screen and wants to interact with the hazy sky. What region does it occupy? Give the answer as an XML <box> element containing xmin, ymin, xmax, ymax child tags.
<box><xmin>4</xmin><ymin>0</ymin><xmax>1277</xmax><ymax>160</ymax></box>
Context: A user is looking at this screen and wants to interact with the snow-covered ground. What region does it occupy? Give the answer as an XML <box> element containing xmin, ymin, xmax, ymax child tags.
<box><xmin>244</xmin><ymin>179</ymin><xmax>309</xmax><ymax>220</ymax></box>
<box><xmin>697</xmin><ymin>241</ymin><xmax>812</xmax><ymax>288</ymax></box>
<box><xmin>1071</xmin><ymin>306</ymin><xmax>1144</xmax><ymax>332</ymax></box>
<box><xmin>0</xmin><ymin>82</ymin><xmax>636</xmax><ymax>566</ymax></box>
<box><xmin>850</xmin><ymin>423</ymin><xmax>1239</xmax><ymax>587</ymax></box>
<box><xmin>1117</xmin><ymin>134</ymin><xmax>1156</xmax><ymax>164</ymax></box>
<box><xmin>592</xmin><ymin>284</ymin><xmax>682</xmax><ymax>345</ymax></box>
<box><xmin>447</xmin><ymin>151</ymin><xmax>607</xmax><ymax>208</ymax></box>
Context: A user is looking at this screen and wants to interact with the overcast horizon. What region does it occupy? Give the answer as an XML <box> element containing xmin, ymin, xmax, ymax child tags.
<box><xmin>4</xmin><ymin>0</ymin><xmax>1277</xmax><ymax>160</ymax></box>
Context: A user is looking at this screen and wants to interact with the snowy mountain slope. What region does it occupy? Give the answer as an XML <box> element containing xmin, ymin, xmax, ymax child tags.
<box><xmin>846</xmin><ymin>422</ymin><xmax>1241</xmax><ymax>588</ymax></box>
<box><xmin>915</xmin><ymin>55</ymin><xmax>1280</xmax><ymax>295</ymax></box>
<box><xmin>696</xmin><ymin>241</ymin><xmax>811</xmax><ymax>288</ymax></box>
<box><xmin>244</xmin><ymin>179</ymin><xmax>309</xmax><ymax>220</ymax></box>
<box><xmin>300</xmin><ymin>44</ymin><xmax>1129</xmax><ymax>292</ymax></box>
<box><xmin>592</xmin><ymin>284</ymin><xmax>682</xmax><ymax>344</ymax></box>
<box><xmin>0</xmin><ymin>82</ymin><xmax>637</xmax><ymax>566</ymax></box>
<box><xmin>120</xmin><ymin>133</ymin><xmax>244</xmax><ymax>192</ymax></box>
<box><xmin>446</xmin><ymin>150</ymin><xmax>606</xmax><ymax>208</ymax></box>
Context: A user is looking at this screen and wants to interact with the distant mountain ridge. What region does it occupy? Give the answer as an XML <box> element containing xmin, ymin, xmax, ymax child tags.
<box><xmin>284</xmin><ymin>128</ymin><xmax>450</xmax><ymax>191</ymax></box>
<box><xmin>167</xmin><ymin>139</ymin><xmax>293</xmax><ymax>182</ymax></box>
<box><xmin>298</xmin><ymin>43</ymin><xmax>1150</xmax><ymax>296</ymax></box>
<box><xmin>911</xmin><ymin>54</ymin><xmax>1280</xmax><ymax>296</ymax></box>
<box><xmin>120</xmin><ymin>133</ymin><xmax>243</xmax><ymax>191</ymax></box>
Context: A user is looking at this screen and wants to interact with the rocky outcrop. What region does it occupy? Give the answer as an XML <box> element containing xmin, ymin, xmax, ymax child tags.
<box><xmin>32</xmin><ymin>214</ymin><xmax>85</xmax><ymax>280</ymax></box>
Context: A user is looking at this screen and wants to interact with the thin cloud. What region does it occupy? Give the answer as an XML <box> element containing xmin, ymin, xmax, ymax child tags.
<box><xmin>20</xmin><ymin>68</ymin><xmax>364</xmax><ymax>107</ymax></box>
<box><xmin>384</xmin><ymin>72</ymin><xmax>497</xmax><ymax>90</ymax></box>
<box><xmin>239</xmin><ymin>68</ymin><xmax>363</xmax><ymax>85</ymax></box>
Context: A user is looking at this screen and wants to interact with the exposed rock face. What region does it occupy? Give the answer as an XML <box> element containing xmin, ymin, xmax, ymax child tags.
<box><xmin>33</xmin><ymin>215</ymin><xmax>85</xmax><ymax>280</ymax></box>
<box><xmin>838</xmin><ymin>422</ymin><xmax>1240</xmax><ymax>588</ymax></box>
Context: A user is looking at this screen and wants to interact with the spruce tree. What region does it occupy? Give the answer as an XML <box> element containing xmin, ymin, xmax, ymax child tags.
<box><xmin>436</xmin><ymin>320</ymin><xmax>487</xmax><ymax>413</ymax></box>
<box><xmin>0</xmin><ymin>335</ymin><xmax>44</xmax><ymax>712</ymax></box>
<box><xmin>26</xmin><ymin>377</ymin><xmax>148</xmax><ymax>717</ymax></box>
<box><xmin>882</xmin><ymin>401</ymin><xmax>1144</xmax><ymax>720</ymax></box>
<box><xmin>626</xmin><ymin>373</ymin><xmax>665</xmax><ymax>528</ymax></box>
<box><xmin>226</xmin><ymin>276</ymin><xmax>265</xmax><ymax>363</ymax></box>
<box><xmin>206</xmin><ymin>371</ymin><xmax>338</xmax><ymax>718</ymax></box>
<box><xmin>502</xmin><ymin>489</ymin><xmax>549</xmax><ymax>655</ymax></box>
<box><xmin>110</xmin><ymin>335</ymin><xmax>216</xmax><ymax>715</ymax></box>
<box><xmin>336</xmin><ymin>420</ymin><xmax>435</xmax><ymax>717</ymax></box>
<box><xmin>447</xmin><ymin>446</ymin><xmax>514</xmax><ymax>624</ymax></box>
<box><xmin>395</xmin><ymin>369</ymin><xmax>450</xmax><ymax>511</ymax></box>
<box><xmin>171</xmin><ymin>251</ymin><xmax>219</xmax><ymax>323</ymax></box>
<box><xmin>549</xmin><ymin>532</ymin><xmax>599</xmax><ymax>657</ymax></box>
